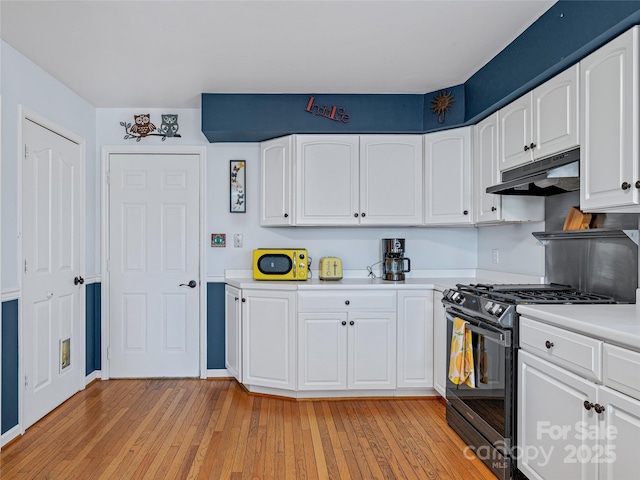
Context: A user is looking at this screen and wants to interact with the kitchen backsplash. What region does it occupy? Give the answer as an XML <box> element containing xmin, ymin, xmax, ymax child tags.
<box><xmin>544</xmin><ymin>191</ymin><xmax>639</xmax><ymax>303</ymax></box>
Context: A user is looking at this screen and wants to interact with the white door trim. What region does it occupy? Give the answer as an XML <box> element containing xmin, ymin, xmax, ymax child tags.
<box><xmin>18</xmin><ymin>105</ymin><xmax>87</xmax><ymax>434</ymax></box>
<box><xmin>101</xmin><ymin>145</ymin><xmax>207</xmax><ymax>379</ymax></box>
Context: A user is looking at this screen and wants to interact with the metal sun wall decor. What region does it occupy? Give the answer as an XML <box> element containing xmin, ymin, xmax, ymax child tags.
<box><xmin>230</xmin><ymin>160</ymin><xmax>246</xmax><ymax>213</ymax></box>
<box><xmin>431</xmin><ymin>90</ymin><xmax>455</xmax><ymax>124</ymax></box>
<box><xmin>121</xmin><ymin>113</ymin><xmax>181</xmax><ymax>141</ymax></box>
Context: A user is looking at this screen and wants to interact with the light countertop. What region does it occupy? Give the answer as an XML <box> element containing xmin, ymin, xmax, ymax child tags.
<box><xmin>517</xmin><ymin>304</ymin><xmax>640</xmax><ymax>351</ymax></box>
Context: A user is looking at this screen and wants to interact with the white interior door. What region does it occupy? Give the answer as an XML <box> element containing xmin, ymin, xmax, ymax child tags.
<box><xmin>22</xmin><ymin>117</ymin><xmax>84</xmax><ymax>430</ymax></box>
<box><xmin>108</xmin><ymin>153</ymin><xmax>200</xmax><ymax>377</ymax></box>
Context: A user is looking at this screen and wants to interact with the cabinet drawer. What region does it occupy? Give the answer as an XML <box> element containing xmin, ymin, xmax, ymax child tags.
<box><xmin>298</xmin><ymin>290</ymin><xmax>396</xmax><ymax>312</ymax></box>
<box><xmin>603</xmin><ymin>344</ymin><xmax>640</xmax><ymax>401</ymax></box>
<box><xmin>519</xmin><ymin>317</ymin><xmax>602</xmax><ymax>381</ymax></box>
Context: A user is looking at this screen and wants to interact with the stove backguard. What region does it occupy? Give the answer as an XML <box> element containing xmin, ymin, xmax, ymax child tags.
<box><xmin>544</xmin><ymin>192</ymin><xmax>639</xmax><ymax>303</ymax></box>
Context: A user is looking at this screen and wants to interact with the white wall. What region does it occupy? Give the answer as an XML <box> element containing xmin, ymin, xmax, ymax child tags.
<box><xmin>1</xmin><ymin>41</ymin><xmax>97</xmax><ymax>291</ymax></box>
<box><xmin>476</xmin><ymin>221</ymin><xmax>545</xmax><ymax>277</ymax></box>
<box><xmin>96</xmin><ymin>108</ymin><xmax>479</xmax><ymax>278</ymax></box>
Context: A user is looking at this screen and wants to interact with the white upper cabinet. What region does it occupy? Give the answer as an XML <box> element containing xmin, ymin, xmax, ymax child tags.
<box><xmin>474</xmin><ymin>113</ymin><xmax>545</xmax><ymax>224</ymax></box>
<box><xmin>499</xmin><ymin>64</ymin><xmax>579</xmax><ymax>172</ymax></box>
<box><xmin>580</xmin><ymin>26</ymin><xmax>640</xmax><ymax>212</ymax></box>
<box><xmin>295</xmin><ymin>134</ymin><xmax>423</xmax><ymax>226</ymax></box>
<box><xmin>295</xmin><ymin>135</ymin><xmax>360</xmax><ymax>225</ymax></box>
<box><xmin>424</xmin><ymin>127</ymin><xmax>473</xmax><ymax>225</ymax></box>
<box><xmin>260</xmin><ymin>136</ymin><xmax>294</xmax><ymax>225</ymax></box>
<box><xmin>359</xmin><ymin>135</ymin><xmax>423</xmax><ymax>225</ymax></box>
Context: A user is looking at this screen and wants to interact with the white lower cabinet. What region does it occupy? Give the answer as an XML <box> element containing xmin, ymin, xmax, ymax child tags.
<box><xmin>224</xmin><ymin>285</ymin><xmax>241</xmax><ymax>381</ymax></box>
<box><xmin>297</xmin><ymin>290</ymin><xmax>397</xmax><ymax>391</ymax></box>
<box><xmin>397</xmin><ymin>290</ymin><xmax>433</xmax><ymax>389</ymax></box>
<box><xmin>242</xmin><ymin>289</ymin><xmax>296</xmax><ymax>390</ymax></box>
<box><xmin>432</xmin><ymin>290</ymin><xmax>446</xmax><ymax>396</ymax></box>
<box><xmin>518</xmin><ymin>317</ymin><xmax>640</xmax><ymax>480</ymax></box>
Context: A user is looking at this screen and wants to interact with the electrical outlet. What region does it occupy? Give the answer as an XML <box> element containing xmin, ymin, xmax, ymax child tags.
<box><xmin>234</xmin><ymin>234</ymin><xmax>243</xmax><ymax>248</ymax></box>
<box><xmin>492</xmin><ymin>249</ymin><xmax>499</xmax><ymax>264</ymax></box>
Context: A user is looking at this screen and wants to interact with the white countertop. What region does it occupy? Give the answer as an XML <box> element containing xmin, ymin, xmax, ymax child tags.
<box><xmin>517</xmin><ymin>304</ymin><xmax>640</xmax><ymax>351</ymax></box>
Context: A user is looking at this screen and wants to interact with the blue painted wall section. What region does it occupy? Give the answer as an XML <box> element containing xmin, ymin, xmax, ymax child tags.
<box><xmin>2</xmin><ymin>300</ymin><xmax>19</xmax><ymax>434</ymax></box>
<box><xmin>207</xmin><ymin>283</ymin><xmax>225</xmax><ymax>370</ymax></box>
<box><xmin>201</xmin><ymin>1</ymin><xmax>640</xmax><ymax>142</ymax></box>
<box><xmin>85</xmin><ymin>283</ymin><xmax>101</xmax><ymax>376</ymax></box>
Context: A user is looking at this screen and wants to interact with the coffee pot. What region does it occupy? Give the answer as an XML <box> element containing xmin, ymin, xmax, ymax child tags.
<box><xmin>382</xmin><ymin>238</ymin><xmax>411</xmax><ymax>281</ymax></box>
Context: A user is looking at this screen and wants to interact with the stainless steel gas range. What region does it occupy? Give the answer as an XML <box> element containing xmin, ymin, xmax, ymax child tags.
<box><xmin>441</xmin><ymin>283</ymin><xmax>616</xmax><ymax>480</ymax></box>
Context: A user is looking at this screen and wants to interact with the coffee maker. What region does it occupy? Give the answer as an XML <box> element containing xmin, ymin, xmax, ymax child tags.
<box><xmin>382</xmin><ymin>238</ymin><xmax>411</xmax><ymax>281</ymax></box>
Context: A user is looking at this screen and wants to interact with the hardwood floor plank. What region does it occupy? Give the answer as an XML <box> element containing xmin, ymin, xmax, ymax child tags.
<box><xmin>0</xmin><ymin>380</ymin><xmax>498</xmax><ymax>480</ymax></box>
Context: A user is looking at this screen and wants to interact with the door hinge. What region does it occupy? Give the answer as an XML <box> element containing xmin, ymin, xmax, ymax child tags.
<box><xmin>24</xmin><ymin>374</ymin><xmax>29</xmax><ymax>389</ymax></box>
<box><xmin>107</xmin><ymin>347</ymin><xmax>110</xmax><ymax>360</ymax></box>
<box><xmin>24</xmin><ymin>145</ymin><xmax>29</xmax><ymax>159</ymax></box>
<box><xmin>24</xmin><ymin>259</ymin><xmax>28</xmax><ymax>274</ymax></box>
<box><xmin>106</xmin><ymin>259</ymin><xmax>110</xmax><ymax>272</ymax></box>
<box><xmin>106</xmin><ymin>171</ymin><xmax>110</xmax><ymax>185</ymax></box>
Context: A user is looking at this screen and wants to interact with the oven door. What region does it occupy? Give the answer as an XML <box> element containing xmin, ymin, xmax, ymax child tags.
<box><xmin>445</xmin><ymin>307</ymin><xmax>513</xmax><ymax>450</ymax></box>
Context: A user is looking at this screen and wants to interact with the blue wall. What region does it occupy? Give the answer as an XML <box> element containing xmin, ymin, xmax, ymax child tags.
<box><xmin>201</xmin><ymin>0</ymin><xmax>640</xmax><ymax>142</ymax></box>
<box><xmin>2</xmin><ymin>300</ymin><xmax>19</xmax><ymax>434</ymax></box>
<box><xmin>85</xmin><ymin>283</ymin><xmax>101</xmax><ymax>376</ymax></box>
<box><xmin>207</xmin><ymin>283</ymin><xmax>225</xmax><ymax>370</ymax></box>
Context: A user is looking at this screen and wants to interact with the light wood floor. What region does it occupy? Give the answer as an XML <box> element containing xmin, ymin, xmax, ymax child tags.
<box><xmin>0</xmin><ymin>379</ymin><xmax>495</xmax><ymax>479</ymax></box>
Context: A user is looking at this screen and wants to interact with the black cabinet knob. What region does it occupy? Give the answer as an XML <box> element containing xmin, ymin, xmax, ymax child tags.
<box><xmin>463</xmin><ymin>210</ymin><xmax>469</xmax><ymax>215</ymax></box>
<box><xmin>341</xmin><ymin>321</ymin><xmax>347</xmax><ymax>326</ymax></box>
<box><xmin>234</xmin><ymin>297</ymin><xmax>239</xmax><ymax>301</ymax></box>
<box><xmin>523</xmin><ymin>145</ymin><xmax>529</xmax><ymax>152</ymax></box>
<box><xmin>284</xmin><ymin>213</ymin><xmax>289</xmax><ymax>218</ymax></box>
<box><xmin>530</xmin><ymin>143</ymin><xmax>536</xmax><ymax>149</ymax></box>
<box><xmin>636</xmin><ymin>181</ymin><xmax>640</xmax><ymax>189</ymax></box>
<box><xmin>545</xmin><ymin>340</ymin><xmax>554</xmax><ymax>349</ymax></box>
<box><xmin>345</xmin><ymin>300</ymin><xmax>350</xmax><ymax>305</ymax></box>
<box><xmin>349</xmin><ymin>321</ymin><xmax>355</xmax><ymax>326</ymax></box>
<box><xmin>74</xmin><ymin>276</ymin><xmax>85</xmax><ymax>285</ymax></box>
<box><xmin>594</xmin><ymin>404</ymin><xmax>606</xmax><ymax>414</ymax></box>
<box><xmin>354</xmin><ymin>213</ymin><xmax>359</xmax><ymax>218</ymax></box>
<box><xmin>491</xmin><ymin>206</ymin><xmax>497</xmax><ymax>212</ymax></box>
<box><xmin>361</xmin><ymin>213</ymin><xmax>366</xmax><ymax>218</ymax></box>
<box><xmin>622</xmin><ymin>182</ymin><xmax>631</xmax><ymax>190</ymax></box>
<box><xmin>241</xmin><ymin>298</ymin><xmax>246</xmax><ymax>303</ymax></box>
<box><xmin>584</xmin><ymin>400</ymin><xmax>593</xmax><ymax>411</ymax></box>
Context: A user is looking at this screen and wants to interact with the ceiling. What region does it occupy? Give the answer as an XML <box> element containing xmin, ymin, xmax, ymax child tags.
<box><xmin>0</xmin><ymin>0</ymin><xmax>555</xmax><ymax>109</ymax></box>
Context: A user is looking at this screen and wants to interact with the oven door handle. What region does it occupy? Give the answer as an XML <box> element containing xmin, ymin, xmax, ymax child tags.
<box><xmin>464</xmin><ymin>323</ymin><xmax>511</xmax><ymax>348</ymax></box>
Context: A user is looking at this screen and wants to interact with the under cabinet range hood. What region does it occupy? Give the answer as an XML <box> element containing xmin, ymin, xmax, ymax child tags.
<box><xmin>487</xmin><ymin>148</ymin><xmax>580</xmax><ymax>196</ymax></box>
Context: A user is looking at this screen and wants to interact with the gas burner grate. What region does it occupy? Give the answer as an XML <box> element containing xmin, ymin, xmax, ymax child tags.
<box><xmin>456</xmin><ymin>283</ymin><xmax>617</xmax><ymax>304</ymax></box>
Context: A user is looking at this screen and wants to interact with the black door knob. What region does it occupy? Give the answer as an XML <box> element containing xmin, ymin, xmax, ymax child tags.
<box><xmin>179</xmin><ymin>280</ymin><xmax>197</xmax><ymax>288</ymax></box>
<box><xmin>74</xmin><ymin>276</ymin><xmax>85</xmax><ymax>285</ymax></box>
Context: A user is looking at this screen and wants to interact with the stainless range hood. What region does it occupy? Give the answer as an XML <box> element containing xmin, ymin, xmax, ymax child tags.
<box><xmin>486</xmin><ymin>148</ymin><xmax>580</xmax><ymax>196</ymax></box>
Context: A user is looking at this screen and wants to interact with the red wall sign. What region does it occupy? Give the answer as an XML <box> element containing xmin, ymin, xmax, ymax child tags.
<box><xmin>305</xmin><ymin>96</ymin><xmax>350</xmax><ymax>123</ymax></box>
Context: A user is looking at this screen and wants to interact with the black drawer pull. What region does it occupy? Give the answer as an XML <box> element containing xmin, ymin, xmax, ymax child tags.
<box><xmin>545</xmin><ymin>340</ymin><xmax>554</xmax><ymax>349</ymax></box>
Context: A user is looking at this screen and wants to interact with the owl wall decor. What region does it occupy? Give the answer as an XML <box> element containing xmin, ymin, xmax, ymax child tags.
<box><xmin>158</xmin><ymin>114</ymin><xmax>179</xmax><ymax>137</ymax></box>
<box><xmin>121</xmin><ymin>113</ymin><xmax>181</xmax><ymax>141</ymax></box>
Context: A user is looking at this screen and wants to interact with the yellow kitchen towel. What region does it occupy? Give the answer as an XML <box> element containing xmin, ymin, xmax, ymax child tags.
<box><xmin>448</xmin><ymin>317</ymin><xmax>476</xmax><ymax>388</ymax></box>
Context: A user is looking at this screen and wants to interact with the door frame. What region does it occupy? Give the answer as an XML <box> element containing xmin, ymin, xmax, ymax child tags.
<box><xmin>18</xmin><ymin>106</ymin><xmax>87</xmax><ymax>434</ymax></box>
<box><xmin>100</xmin><ymin>146</ymin><xmax>207</xmax><ymax>379</ymax></box>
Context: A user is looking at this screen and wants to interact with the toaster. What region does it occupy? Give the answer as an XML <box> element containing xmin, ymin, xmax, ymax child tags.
<box><xmin>319</xmin><ymin>257</ymin><xmax>343</xmax><ymax>280</ymax></box>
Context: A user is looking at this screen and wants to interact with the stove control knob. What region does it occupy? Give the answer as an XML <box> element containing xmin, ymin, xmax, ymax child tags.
<box><xmin>494</xmin><ymin>305</ymin><xmax>505</xmax><ymax>316</ymax></box>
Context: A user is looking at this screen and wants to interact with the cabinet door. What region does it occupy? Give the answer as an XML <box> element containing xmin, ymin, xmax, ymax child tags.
<box><xmin>473</xmin><ymin>113</ymin><xmax>502</xmax><ymax>223</ymax></box>
<box><xmin>397</xmin><ymin>290</ymin><xmax>433</xmax><ymax>389</ymax></box>
<box><xmin>432</xmin><ymin>291</ymin><xmax>446</xmax><ymax>396</ymax></box>
<box><xmin>225</xmin><ymin>285</ymin><xmax>241</xmax><ymax>380</ymax></box>
<box><xmin>296</xmin><ymin>135</ymin><xmax>360</xmax><ymax>225</ymax></box>
<box><xmin>261</xmin><ymin>136</ymin><xmax>293</xmax><ymax>225</ymax></box>
<box><xmin>298</xmin><ymin>312</ymin><xmax>348</xmax><ymax>390</ymax></box>
<box><xmin>359</xmin><ymin>135</ymin><xmax>423</xmax><ymax>225</ymax></box>
<box><xmin>348</xmin><ymin>312</ymin><xmax>396</xmax><ymax>389</ymax></box>
<box><xmin>534</xmin><ymin>64</ymin><xmax>579</xmax><ymax>159</ymax></box>
<box><xmin>242</xmin><ymin>290</ymin><xmax>296</xmax><ymax>390</ymax></box>
<box><xmin>518</xmin><ymin>351</ymin><xmax>598</xmax><ymax>480</ymax></box>
<box><xmin>499</xmin><ymin>93</ymin><xmax>533</xmax><ymax>171</ymax></box>
<box><xmin>423</xmin><ymin>127</ymin><xmax>473</xmax><ymax>225</ymax></box>
<box><xmin>598</xmin><ymin>386</ymin><xmax>640</xmax><ymax>480</ymax></box>
<box><xmin>581</xmin><ymin>26</ymin><xmax>640</xmax><ymax>212</ymax></box>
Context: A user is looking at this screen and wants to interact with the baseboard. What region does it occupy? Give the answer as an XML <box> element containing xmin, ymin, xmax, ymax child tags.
<box><xmin>1</xmin><ymin>424</ymin><xmax>21</xmax><ymax>448</ymax></box>
<box><xmin>85</xmin><ymin>370</ymin><xmax>101</xmax><ymax>386</ymax></box>
<box><xmin>207</xmin><ymin>369</ymin><xmax>232</xmax><ymax>378</ymax></box>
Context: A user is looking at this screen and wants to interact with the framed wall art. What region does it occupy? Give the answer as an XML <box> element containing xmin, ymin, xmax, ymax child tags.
<box><xmin>230</xmin><ymin>160</ymin><xmax>246</xmax><ymax>213</ymax></box>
